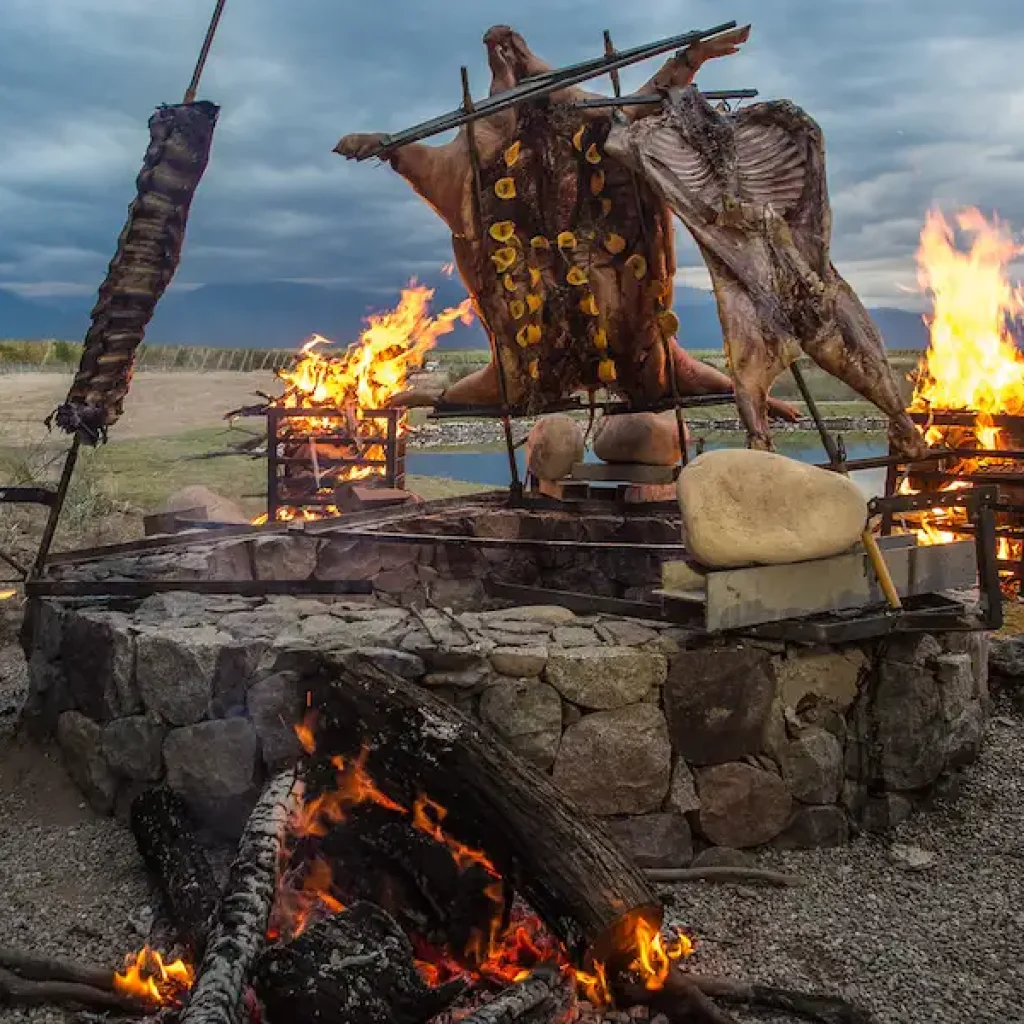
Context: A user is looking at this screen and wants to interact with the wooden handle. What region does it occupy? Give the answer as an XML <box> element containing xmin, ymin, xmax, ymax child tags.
<box><xmin>862</xmin><ymin>528</ymin><xmax>902</xmax><ymax>610</ymax></box>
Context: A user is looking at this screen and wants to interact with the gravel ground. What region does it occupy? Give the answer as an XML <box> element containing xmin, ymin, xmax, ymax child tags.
<box><xmin>0</xmin><ymin>615</ymin><xmax>1021</xmax><ymax>1023</ymax></box>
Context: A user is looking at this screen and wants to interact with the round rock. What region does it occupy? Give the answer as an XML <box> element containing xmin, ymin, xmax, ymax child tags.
<box><xmin>479</xmin><ymin>678</ymin><xmax>563</xmax><ymax>770</ymax></box>
<box><xmin>526</xmin><ymin>414</ymin><xmax>584</xmax><ymax>482</ymax></box>
<box><xmin>593</xmin><ymin>410</ymin><xmax>685</xmax><ymax>466</ymax></box>
<box><xmin>696</xmin><ymin>762</ymin><xmax>793</xmax><ymax>848</ymax></box>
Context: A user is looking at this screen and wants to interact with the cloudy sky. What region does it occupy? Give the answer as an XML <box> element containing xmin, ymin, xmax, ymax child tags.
<box><xmin>1</xmin><ymin>0</ymin><xmax>1021</xmax><ymax>312</ymax></box>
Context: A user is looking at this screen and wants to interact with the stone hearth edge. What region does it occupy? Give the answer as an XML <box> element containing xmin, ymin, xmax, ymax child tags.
<box><xmin>23</xmin><ymin>587</ymin><xmax>989</xmax><ymax>864</ymax></box>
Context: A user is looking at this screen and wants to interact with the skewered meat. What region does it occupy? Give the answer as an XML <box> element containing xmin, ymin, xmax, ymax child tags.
<box><xmin>335</xmin><ymin>26</ymin><xmax>799</xmax><ymax>428</ymax></box>
<box><xmin>604</xmin><ymin>86</ymin><xmax>926</xmax><ymax>457</ymax></box>
<box><xmin>51</xmin><ymin>102</ymin><xmax>220</xmax><ymax>444</ymax></box>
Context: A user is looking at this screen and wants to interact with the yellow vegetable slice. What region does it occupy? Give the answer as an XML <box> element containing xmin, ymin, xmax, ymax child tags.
<box><xmin>597</xmin><ymin>358</ymin><xmax>617</xmax><ymax>383</ymax></box>
<box><xmin>601</xmin><ymin>197</ymin><xmax>613</xmax><ymax>216</ymax></box>
<box><xmin>590</xmin><ymin>170</ymin><xmax>605</xmax><ymax>196</ymax></box>
<box><xmin>503</xmin><ymin>273</ymin><xmax>518</xmax><ymax>293</ymax></box>
<box><xmin>580</xmin><ymin>293</ymin><xmax>599</xmax><ymax>316</ymax></box>
<box><xmin>495</xmin><ymin>177</ymin><xmax>517</xmax><ymax>200</ymax></box>
<box><xmin>527</xmin><ymin>359</ymin><xmax>540</xmax><ymax>379</ymax></box>
<box><xmin>491</xmin><ymin>247</ymin><xmax>518</xmax><ymax>272</ymax></box>
<box><xmin>572</xmin><ymin>126</ymin><xmax>586</xmax><ymax>152</ymax></box>
<box><xmin>526</xmin><ymin>293</ymin><xmax>543</xmax><ymax>313</ymax></box>
<box><xmin>505</xmin><ymin>141</ymin><xmax>521</xmax><ymax>166</ymax></box>
<box><xmin>658</xmin><ymin>309</ymin><xmax>680</xmax><ymax>336</ymax></box>
<box><xmin>529</xmin><ymin>267</ymin><xmax>542</xmax><ymax>287</ymax></box>
<box><xmin>509</xmin><ymin>298</ymin><xmax>526</xmax><ymax>320</ymax></box>
<box><xmin>585</xmin><ymin>143</ymin><xmax>601</xmax><ymax>164</ymax></box>
<box><xmin>603</xmin><ymin>233</ymin><xmax>626</xmax><ymax>255</ymax></box>
<box><xmin>530</xmin><ymin>235</ymin><xmax>550</xmax><ymax>250</ymax></box>
<box><xmin>566</xmin><ymin>267</ymin><xmax>588</xmax><ymax>286</ymax></box>
<box><xmin>626</xmin><ymin>253</ymin><xmax>647</xmax><ymax>280</ymax></box>
<box><xmin>489</xmin><ymin>221</ymin><xmax>516</xmax><ymax>243</ymax></box>
<box><xmin>593</xmin><ymin>327</ymin><xmax>608</xmax><ymax>350</ymax></box>
<box><xmin>557</xmin><ymin>231</ymin><xmax>577</xmax><ymax>250</ymax></box>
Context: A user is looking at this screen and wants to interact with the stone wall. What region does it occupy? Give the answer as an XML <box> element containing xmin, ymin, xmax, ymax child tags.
<box><xmin>22</xmin><ymin>592</ymin><xmax>989</xmax><ymax>862</ymax></box>
<box><xmin>46</xmin><ymin>506</ymin><xmax>681</xmax><ymax>611</ymax></box>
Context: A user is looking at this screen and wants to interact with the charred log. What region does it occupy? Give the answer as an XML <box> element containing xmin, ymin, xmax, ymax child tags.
<box><xmin>51</xmin><ymin>101</ymin><xmax>219</xmax><ymax>444</ymax></box>
<box><xmin>130</xmin><ymin>787</ymin><xmax>221</xmax><ymax>958</ymax></box>
<box><xmin>251</xmin><ymin>902</ymin><xmax>465</xmax><ymax>1024</ymax></box>
<box><xmin>179</xmin><ymin>771</ymin><xmax>302</xmax><ymax>1024</ymax></box>
<box><xmin>456</xmin><ymin>965</ymin><xmax>576</xmax><ymax>1024</ymax></box>
<box><xmin>303</xmin><ymin>651</ymin><xmax>660</xmax><ymax>971</ymax></box>
<box><xmin>0</xmin><ymin>967</ymin><xmax>148</xmax><ymax>1015</ymax></box>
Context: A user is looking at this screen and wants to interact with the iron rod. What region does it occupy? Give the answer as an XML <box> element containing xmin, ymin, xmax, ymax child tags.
<box><xmin>572</xmin><ymin>89</ymin><xmax>758</xmax><ymax>108</ymax></box>
<box><xmin>790</xmin><ymin>360</ymin><xmax>840</xmax><ymax>465</ymax></box>
<box><xmin>30</xmin><ymin>436</ymin><xmax>80</xmax><ymax>578</ymax></box>
<box><xmin>184</xmin><ymin>0</ymin><xmax>228</xmax><ymax>103</ymax></box>
<box><xmin>25</xmin><ymin>578</ymin><xmax>372</xmax><ymax>599</ymax></box>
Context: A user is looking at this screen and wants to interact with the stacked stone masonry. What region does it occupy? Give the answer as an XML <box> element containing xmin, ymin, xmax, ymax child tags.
<box><xmin>24</xmin><ymin>588</ymin><xmax>989</xmax><ymax>865</ymax></box>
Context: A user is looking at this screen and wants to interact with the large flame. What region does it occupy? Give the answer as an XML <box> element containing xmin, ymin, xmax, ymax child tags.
<box><xmin>272</xmin><ymin>710</ymin><xmax>693</xmax><ymax>1006</ymax></box>
<box><xmin>254</xmin><ymin>280</ymin><xmax>474</xmax><ymax>524</ymax></box>
<box><xmin>113</xmin><ymin>947</ymin><xmax>194</xmax><ymax>1006</ymax></box>
<box><xmin>898</xmin><ymin>208</ymin><xmax>1024</xmax><ymax>573</ymax></box>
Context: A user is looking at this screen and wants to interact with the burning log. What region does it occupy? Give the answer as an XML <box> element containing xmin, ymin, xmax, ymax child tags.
<box><xmin>251</xmin><ymin>902</ymin><xmax>465</xmax><ymax>1024</ymax></box>
<box><xmin>304</xmin><ymin>651</ymin><xmax>660</xmax><ymax>973</ymax></box>
<box><xmin>179</xmin><ymin>771</ymin><xmax>302</xmax><ymax>1024</ymax></box>
<box><xmin>0</xmin><ymin>966</ymin><xmax>149</xmax><ymax>1015</ymax></box>
<box><xmin>51</xmin><ymin>101</ymin><xmax>220</xmax><ymax>445</ymax></box>
<box><xmin>130</xmin><ymin>787</ymin><xmax>222</xmax><ymax>958</ymax></box>
<box><xmin>457</xmin><ymin>965</ymin><xmax>576</xmax><ymax>1024</ymax></box>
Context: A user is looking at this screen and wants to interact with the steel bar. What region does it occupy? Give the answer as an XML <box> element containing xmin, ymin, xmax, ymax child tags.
<box><xmin>487</xmin><ymin>580</ymin><xmax>671</xmax><ymax>620</ymax></box>
<box><xmin>184</xmin><ymin>0</ymin><xmax>229</xmax><ymax>103</ymax></box>
<box><xmin>429</xmin><ymin>392</ymin><xmax>737</xmax><ymax>419</ymax></box>
<box><xmin>818</xmin><ymin>449</ymin><xmax>956</xmax><ymax>473</ymax></box>
<box><xmin>24</xmin><ymin>579</ymin><xmax>373</xmax><ymax>599</ymax></box>
<box><xmin>359</xmin><ymin>22</ymin><xmax>737</xmax><ymax>158</ymax></box>
<box><xmin>976</xmin><ymin>503</ymin><xmax>1005</xmax><ymax>629</ymax></box>
<box><xmin>30</xmin><ymin>437</ymin><xmax>80</xmax><ymax>578</ymax></box>
<box><xmin>0</xmin><ymin>549</ymin><xmax>28</xmax><ymax>577</ymax></box>
<box><xmin>909</xmin><ymin>409</ymin><xmax>1024</xmax><ymax>429</ymax></box>
<box><xmin>572</xmin><ymin>89</ymin><xmax>758</xmax><ymax>109</ymax></box>
<box><xmin>907</xmin><ymin>469</ymin><xmax>1024</xmax><ymax>487</ymax></box>
<box><xmin>870</xmin><ymin>487</ymin><xmax>999</xmax><ymax>516</ymax></box>
<box><xmin>0</xmin><ymin>487</ymin><xmax>56</xmax><ymax>506</ymax></box>
<box><xmin>790</xmin><ymin>361</ymin><xmax>840</xmax><ymax>465</ymax></box>
<box><xmin>270</xmin><ymin>407</ymin><xmax>397</xmax><ymax>419</ymax></box>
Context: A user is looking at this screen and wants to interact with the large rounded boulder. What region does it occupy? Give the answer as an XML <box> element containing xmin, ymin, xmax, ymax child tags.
<box><xmin>526</xmin><ymin>414</ymin><xmax>585</xmax><ymax>483</ymax></box>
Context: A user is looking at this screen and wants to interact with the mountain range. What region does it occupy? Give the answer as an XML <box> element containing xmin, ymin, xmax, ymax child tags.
<box><xmin>0</xmin><ymin>277</ymin><xmax>930</xmax><ymax>351</ymax></box>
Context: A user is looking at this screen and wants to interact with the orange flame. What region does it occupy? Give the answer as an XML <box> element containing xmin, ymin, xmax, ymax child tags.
<box><xmin>0</xmin><ymin>589</ymin><xmax>16</xmax><ymax>601</ymax></box>
<box><xmin>113</xmin><ymin>947</ymin><xmax>194</xmax><ymax>1006</ymax></box>
<box><xmin>256</xmin><ymin>280</ymin><xmax>473</xmax><ymax>524</ymax></box>
<box><xmin>273</xmin><ymin>712</ymin><xmax>694</xmax><ymax>1005</ymax></box>
<box><xmin>898</xmin><ymin>208</ymin><xmax>1024</xmax><ymax>575</ymax></box>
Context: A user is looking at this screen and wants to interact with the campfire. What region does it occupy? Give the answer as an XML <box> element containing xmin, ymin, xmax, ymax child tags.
<box><xmin>253</xmin><ymin>281</ymin><xmax>473</xmax><ymax>524</ymax></box>
<box><xmin>895</xmin><ymin>208</ymin><xmax>1024</xmax><ymax>588</ymax></box>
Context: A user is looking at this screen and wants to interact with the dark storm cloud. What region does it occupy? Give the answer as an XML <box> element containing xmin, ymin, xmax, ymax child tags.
<box><xmin>0</xmin><ymin>0</ymin><xmax>1021</xmax><ymax>310</ymax></box>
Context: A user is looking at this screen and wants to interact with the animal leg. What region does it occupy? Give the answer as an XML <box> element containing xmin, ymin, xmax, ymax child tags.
<box><xmin>801</xmin><ymin>273</ymin><xmax>927</xmax><ymax>458</ymax></box>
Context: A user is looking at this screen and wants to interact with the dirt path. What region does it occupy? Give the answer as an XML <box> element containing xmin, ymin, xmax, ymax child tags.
<box><xmin>0</xmin><ymin>372</ymin><xmax>279</xmax><ymax>446</ymax></box>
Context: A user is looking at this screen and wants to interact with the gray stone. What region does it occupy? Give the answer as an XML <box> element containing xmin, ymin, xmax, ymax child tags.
<box><xmin>873</xmin><ymin>658</ymin><xmax>946</xmax><ymax>790</ymax></box>
<box><xmin>561</xmin><ymin>701</ymin><xmax>583</xmax><ymax>728</ymax></box>
<box><xmin>101</xmin><ymin>716</ymin><xmax>165</xmax><ymax>781</ymax></box>
<box><xmin>423</xmin><ymin>668</ymin><xmax>490</xmax><ymax>689</ymax></box>
<box><xmin>30</xmin><ymin>600</ymin><xmax>66</xmax><ymax>661</ymax></box>
<box><xmin>22</xmin><ymin>655</ymin><xmax>73</xmax><ymax>733</ymax></box>
<box><xmin>987</xmin><ymin>635</ymin><xmax>1024</xmax><ymax>679</ymax></box>
<box><xmin>774</xmin><ymin>649</ymin><xmax>866</xmax><ymax>714</ymax></box>
<box><xmin>552</xmin><ymin>704</ymin><xmax>671</xmax><ymax>815</ymax></box>
<box><xmin>136</xmin><ymin>626</ymin><xmax>230</xmax><ymax>726</ymax></box>
<box><xmin>134</xmin><ymin>593</ymin><xmax>214</xmax><ymax>629</ymax></box>
<box><xmin>484</xmin><ymin>619</ymin><xmax>554</xmax><ymax>637</ymax></box>
<box><xmin>56</xmin><ymin>711</ymin><xmax>117</xmax><ymax>813</ymax></box>
<box><xmin>247</xmin><ymin>672</ymin><xmax>305</xmax><ymax>765</ymax></box>
<box><xmin>163</xmin><ymin>719</ymin><xmax>262</xmax><ymax>838</ymax></box>
<box><xmin>774</xmin><ymin>805</ymin><xmax>849</xmax><ymax>849</ymax></box>
<box><xmin>481</xmin><ymin>605</ymin><xmax>577</xmax><ymax>626</ymax></box>
<box><xmin>945</xmin><ymin>702</ymin><xmax>986</xmax><ymax>768</ymax></box>
<box><xmin>526</xmin><ymin>413</ymin><xmax>585</xmax><ymax>481</ymax></box>
<box><xmin>210</xmin><ymin>640</ymin><xmax>269</xmax><ymax>717</ymax></box>
<box><xmin>354</xmin><ymin>648</ymin><xmax>426</xmax><ymax>679</ymax></box>
<box><xmin>479</xmin><ymin>678</ymin><xmax>563</xmax><ymax>770</ymax></box>
<box><xmin>691</xmin><ymin>846</ymin><xmax>754</xmax><ymax>869</ymax></box>
<box><xmin>667</xmin><ymin>758</ymin><xmax>701</xmax><ymax>816</ymax></box>
<box><xmin>889</xmin><ymin>843</ymin><xmax>936</xmax><ymax>871</ymax></box>
<box><xmin>776</xmin><ymin>728</ymin><xmax>843</xmax><ymax>804</ymax></box>
<box><xmin>218</xmin><ymin>607</ymin><xmax>295</xmax><ymax>641</ymax></box>
<box><xmin>860</xmin><ymin>793</ymin><xmax>914</xmax><ymax>833</ymax></box>
<box><xmin>677</xmin><ymin>449</ymin><xmax>868</xmax><ymax>568</ymax></box>
<box><xmin>594</xmin><ymin>410</ymin><xmax>682</xmax><ymax>466</ymax></box>
<box><xmin>600</xmin><ymin>620</ymin><xmax>660</xmax><ymax>647</ymax></box>
<box><xmin>402</xmin><ymin>633</ymin><xmax>493</xmax><ymax>672</ymax></box>
<box><xmin>489</xmin><ymin>647</ymin><xmax>548</xmax><ymax>678</ymax></box>
<box><xmin>696</xmin><ymin>762</ymin><xmax>793</xmax><ymax>848</ymax></box>
<box><xmin>663</xmin><ymin>647</ymin><xmax>775</xmax><ymax>766</ymax></box>
<box><xmin>886</xmin><ymin>633</ymin><xmax>943</xmax><ymax>668</ymax></box>
<box><xmin>606</xmin><ymin>813</ymin><xmax>693</xmax><ymax>868</ymax></box>
<box><xmin>299</xmin><ymin>615</ymin><xmax>393</xmax><ymax>649</ymax></box>
<box><xmin>935</xmin><ymin>653</ymin><xmax>975</xmax><ymax>726</ymax></box>
<box><xmin>546</xmin><ymin>648</ymin><xmax>666</xmax><ymax>710</ymax></box>
<box><xmin>179</xmin><ymin>541</ymin><xmax>253</xmax><ymax>581</ymax></box>
<box><xmin>59</xmin><ymin>611</ymin><xmax>138</xmax><ymax>722</ymax></box>
<box><xmin>551</xmin><ymin>626</ymin><xmax>600</xmax><ymax>648</ymax></box>
<box><xmin>316</xmin><ymin>539</ymin><xmax>383</xmax><ymax>581</ymax></box>
<box><xmin>251</xmin><ymin>535</ymin><xmax>320</xmax><ymax>581</ymax></box>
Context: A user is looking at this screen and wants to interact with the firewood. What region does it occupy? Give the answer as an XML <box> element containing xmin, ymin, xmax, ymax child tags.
<box><xmin>643</xmin><ymin>866</ymin><xmax>804</xmax><ymax>888</ymax></box>
<box><xmin>251</xmin><ymin>902</ymin><xmax>465</xmax><ymax>1024</ymax></box>
<box><xmin>130</xmin><ymin>788</ymin><xmax>221</xmax><ymax>957</ymax></box>
<box><xmin>304</xmin><ymin>650</ymin><xmax>660</xmax><ymax>970</ymax></box>
<box><xmin>178</xmin><ymin>771</ymin><xmax>302</xmax><ymax>1024</ymax></box>
<box><xmin>0</xmin><ymin>949</ymin><xmax>113</xmax><ymax>991</ymax></box>
<box><xmin>455</xmin><ymin>964</ymin><xmax>575</xmax><ymax>1024</ymax></box>
<box><xmin>0</xmin><ymin>967</ymin><xmax>148</xmax><ymax>1014</ymax></box>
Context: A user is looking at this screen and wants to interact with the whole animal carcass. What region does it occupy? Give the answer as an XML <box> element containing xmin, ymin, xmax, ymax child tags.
<box><xmin>335</xmin><ymin>26</ymin><xmax>800</xmax><ymax>439</ymax></box>
<box><xmin>603</xmin><ymin>86</ymin><xmax>926</xmax><ymax>457</ymax></box>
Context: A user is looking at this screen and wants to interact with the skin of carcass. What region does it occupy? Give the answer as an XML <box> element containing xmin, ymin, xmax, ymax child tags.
<box><xmin>335</xmin><ymin>25</ymin><xmax>800</xmax><ymax>429</ymax></box>
<box><xmin>604</xmin><ymin>86</ymin><xmax>927</xmax><ymax>458</ymax></box>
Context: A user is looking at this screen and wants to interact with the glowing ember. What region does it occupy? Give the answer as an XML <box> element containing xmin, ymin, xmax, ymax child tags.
<box><xmin>113</xmin><ymin>947</ymin><xmax>193</xmax><ymax>1006</ymax></box>
<box><xmin>273</xmin><ymin>710</ymin><xmax>694</xmax><ymax>1006</ymax></box>
<box><xmin>254</xmin><ymin>280</ymin><xmax>473</xmax><ymax>524</ymax></box>
<box><xmin>0</xmin><ymin>589</ymin><xmax>16</xmax><ymax>601</ymax></box>
<box><xmin>898</xmin><ymin>208</ymin><xmax>1024</xmax><ymax>576</ymax></box>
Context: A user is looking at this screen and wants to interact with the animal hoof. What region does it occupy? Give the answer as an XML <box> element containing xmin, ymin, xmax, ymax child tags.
<box><xmin>333</xmin><ymin>133</ymin><xmax>390</xmax><ymax>160</ymax></box>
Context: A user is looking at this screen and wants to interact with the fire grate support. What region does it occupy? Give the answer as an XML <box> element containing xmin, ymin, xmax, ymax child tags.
<box><xmin>266</xmin><ymin>406</ymin><xmax>406</xmax><ymax>523</ymax></box>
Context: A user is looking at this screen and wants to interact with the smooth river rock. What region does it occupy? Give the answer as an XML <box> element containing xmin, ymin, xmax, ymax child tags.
<box><xmin>677</xmin><ymin>449</ymin><xmax>868</xmax><ymax>568</ymax></box>
<box><xmin>526</xmin><ymin>414</ymin><xmax>584</xmax><ymax>482</ymax></box>
<box><xmin>593</xmin><ymin>410</ymin><xmax>685</xmax><ymax>466</ymax></box>
<box><xmin>696</xmin><ymin>762</ymin><xmax>793</xmax><ymax>848</ymax></box>
<box><xmin>552</xmin><ymin>703</ymin><xmax>671</xmax><ymax>815</ymax></box>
